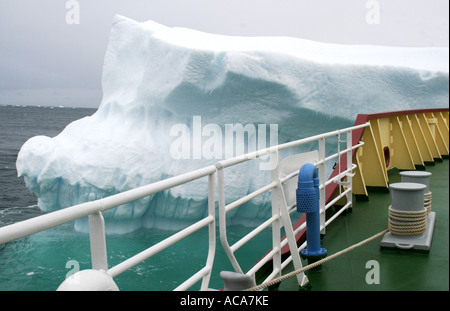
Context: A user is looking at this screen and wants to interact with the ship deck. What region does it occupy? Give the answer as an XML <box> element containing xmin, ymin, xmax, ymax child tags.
<box><xmin>264</xmin><ymin>158</ymin><xmax>448</xmax><ymax>291</ymax></box>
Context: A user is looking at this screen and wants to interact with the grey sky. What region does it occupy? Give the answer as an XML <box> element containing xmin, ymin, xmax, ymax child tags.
<box><xmin>0</xmin><ymin>0</ymin><xmax>448</xmax><ymax>108</ymax></box>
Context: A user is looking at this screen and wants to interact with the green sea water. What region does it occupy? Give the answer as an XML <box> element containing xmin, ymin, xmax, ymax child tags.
<box><xmin>0</xmin><ymin>220</ymin><xmax>275</xmax><ymax>291</ymax></box>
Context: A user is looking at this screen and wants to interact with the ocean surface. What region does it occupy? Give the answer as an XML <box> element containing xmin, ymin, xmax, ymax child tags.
<box><xmin>0</xmin><ymin>105</ymin><xmax>274</xmax><ymax>291</ymax></box>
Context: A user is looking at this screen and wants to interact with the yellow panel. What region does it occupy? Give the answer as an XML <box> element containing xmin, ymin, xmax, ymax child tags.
<box><xmin>418</xmin><ymin>113</ymin><xmax>442</xmax><ymax>159</ymax></box>
<box><xmin>442</xmin><ymin>111</ymin><xmax>449</xmax><ymax>130</ymax></box>
<box><xmin>375</xmin><ymin>118</ymin><xmax>390</xmax><ymax>153</ymax></box>
<box><xmin>390</xmin><ymin>117</ymin><xmax>415</xmax><ymax>170</ymax></box>
<box><xmin>435</xmin><ymin>112</ymin><xmax>449</xmax><ymax>156</ymax></box>
<box><xmin>358</xmin><ymin>124</ymin><xmax>388</xmax><ymax>188</ymax></box>
<box><xmin>409</xmin><ymin>114</ymin><xmax>434</xmax><ymax>163</ymax></box>
<box><xmin>427</xmin><ymin>113</ymin><xmax>448</xmax><ymax>156</ymax></box>
<box><xmin>370</xmin><ymin>119</ymin><xmax>389</xmax><ymax>180</ymax></box>
<box><xmin>350</xmin><ymin>110</ymin><xmax>448</xmax><ymax>200</ymax></box>
<box><xmin>352</xmin><ymin>155</ymin><xmax>368</xmax><ymax>196</ymax></box>
<box><xmin>398</xmin><ymin>115</ymin><xmax>424</xmax><ymax>167</ymax></box>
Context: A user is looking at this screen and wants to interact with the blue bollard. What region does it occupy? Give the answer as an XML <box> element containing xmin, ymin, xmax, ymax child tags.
<box><xmin>296</xmin><ymin>163</ymin><xmax>327</xmax><ymax>267</ymax></box>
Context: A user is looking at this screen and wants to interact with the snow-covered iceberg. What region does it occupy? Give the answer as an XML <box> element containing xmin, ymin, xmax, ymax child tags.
<box><xmin>16</xmin><ymin>15</ymin><xmax>449</xmax><ymax>234</ymax></box>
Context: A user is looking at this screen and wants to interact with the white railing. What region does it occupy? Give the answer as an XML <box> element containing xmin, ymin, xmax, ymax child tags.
<box><xmin>0</xmin><ymin>122</ymin><xmax>369</xmax><ymax>291</ymax></box>
<box><xmin>217</xmin><ymin>123</ymin><xmax>368</xmax><ymax>288</ymax></box>
<box><xmin>0</xmin><ymin>165</ymin><xmax>217</xmax><ymax>291</ymax></box>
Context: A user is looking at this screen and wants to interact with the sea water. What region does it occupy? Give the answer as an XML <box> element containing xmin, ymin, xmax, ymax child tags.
<box><xmin>0</xmin><ymin>105</ymin><xmax>277</xmax><ymax>291</ymax></box>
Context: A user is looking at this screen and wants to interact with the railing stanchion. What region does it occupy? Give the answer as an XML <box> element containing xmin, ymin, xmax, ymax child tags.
<box><xmin>347</xmin><ymin>130</ymin><xmax>353</xmax><ymax>211</ymax></box>
<box><xmin>200</xmin><ymin>172</ymin><xmax>216</xmax><ymax>290</ymax></box>
<box><xmin>217</xmin><ymin>164</ymin><xmax>243</xmax><ymax>274</ymax></box>
<box><xmin>88</xmin><ymin>211</ymin><xmax>108</xmax><ymax>271</ymax></box>
<box><xmin>319</xmin><ymin>137</ymin><xmax>326</xmax><ymax>234</ymax></box>
<box><xmin>270</xmin><ymin>150</ymin><xmax>282</xmax><ymax>281</ymax></box>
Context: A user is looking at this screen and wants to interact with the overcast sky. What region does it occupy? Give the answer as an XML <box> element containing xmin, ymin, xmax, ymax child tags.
<box><xmin>0</xmin><ymin>0</ymin><xmax>448</xmax><ymax>108</ymax></box>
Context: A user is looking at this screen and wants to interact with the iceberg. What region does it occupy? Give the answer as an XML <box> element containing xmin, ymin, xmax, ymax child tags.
<box><xmin>16</xmin><ymin>15</ymin><xmax>449</xmax><ymax>234</ymax></box>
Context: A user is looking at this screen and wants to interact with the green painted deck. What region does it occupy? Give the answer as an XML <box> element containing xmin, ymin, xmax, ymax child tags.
<box><xmin>275</xmin><ymin>158</ymin><xmax>448</xmax><ymax>291</ymax></box>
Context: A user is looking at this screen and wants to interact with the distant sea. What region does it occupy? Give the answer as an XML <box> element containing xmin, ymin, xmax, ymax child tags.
<box><xmin>0</xmin><ymin>105</ymin><xmax>95</xmax><ymax>224</ymax></box>
<box><xmin>0</xmin><ymin>105</ymin><xmax>271</xmax><ymax>291</ymax></box>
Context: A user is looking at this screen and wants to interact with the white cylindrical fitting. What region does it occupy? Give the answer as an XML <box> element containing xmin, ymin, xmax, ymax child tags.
<box><xmin>57</xmin><ymin>269</ymin><xmax>119</xmax><ymax>291</ymax></box>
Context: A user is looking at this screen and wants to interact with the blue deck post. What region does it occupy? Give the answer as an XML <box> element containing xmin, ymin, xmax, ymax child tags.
<box><xmin>296</xmin><ymin>163</ymin><xmax>327</xmax><ymax>267</ymax></box>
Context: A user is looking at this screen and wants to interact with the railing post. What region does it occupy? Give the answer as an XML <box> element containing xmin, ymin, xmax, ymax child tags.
<box><xmin>200</xmin><ymin>171</ymin><xmax>216</xmax><ymax>290</ymax></box>
<box><xmin>88</xmin><ymin>211</ymin><xmax>108</xmax><ymax>271</ymax></box>
<box><xmin>346</xmin><ymin>130</ymin><xmax>353</xmax><ymax>211</ymax></box>
<box><xmin>271</xmin><ymin>150</ymin><xmax>309</xmax><ymax>287</ymax></box>
<box><xmin>318</xmin><ymin>137</ymin><xmax>326</xmax><ymax>235</ymax></box>
<box><xmin>217</xmin><ymin>164</ymin><xmax>243</xmax><ymax>274</ymax></box>
<box><xmin>270</xmin><ymin>151</ymin><xmax>282</xmax><ymax>280</ymax></box>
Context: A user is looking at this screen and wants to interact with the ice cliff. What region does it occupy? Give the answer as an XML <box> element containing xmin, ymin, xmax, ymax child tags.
<box><xmin>16</xmin><ymin>15</ymin><xmax>449</xmax><ymax>233</ymax></box>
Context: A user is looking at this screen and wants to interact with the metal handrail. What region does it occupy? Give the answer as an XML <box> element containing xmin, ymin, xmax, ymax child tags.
<box><xmin>0</xmin><ymin>122</ymin><xmax>369</xmax><ymax>291</ymax></box>
<box><xmin>0</xmin><ymin>165</ymin><xmax>216</xmax><ymax>244</ymax></box>
<box><xmin>215</xmin><ymin>123</ymin><xmax>369</xmax><ymax>169</ymax></box>
<box><xmin>0</xmin><ymin>165</ymin><xmax>216</xmax><ymax>291</ymax></box>
<box><xmin>217</xmin><ymin>123</ymin><xmax>369</xmax><ymax>287</ymax></box>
